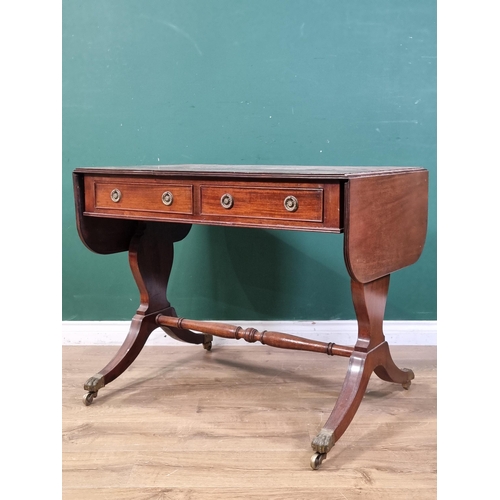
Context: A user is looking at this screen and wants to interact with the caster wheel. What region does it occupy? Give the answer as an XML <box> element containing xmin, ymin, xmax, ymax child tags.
<box><xmin>402</xmin><ymin>380</ymin><xmax>412</xmax><ymax>390</ymax></box>
<box><xmin>83</xmin><ymin>392</ymin><xmax>96</xmax><ymax>406</ymax></box>
<box><xmin>203</xmin><ymin>341</ymin><xmax>212</xmax><ymax>351</ymax></box>
<box><xmin>310</xmin><ymin>452</ymin><xmax>327</xmax><ymax>470</ymax></box>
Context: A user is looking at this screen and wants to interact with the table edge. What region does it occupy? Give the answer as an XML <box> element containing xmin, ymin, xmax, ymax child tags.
<box><xmin>73</xmin><ymin>164</ymin><xmax>427</xmax><ymax>180</ymax></box>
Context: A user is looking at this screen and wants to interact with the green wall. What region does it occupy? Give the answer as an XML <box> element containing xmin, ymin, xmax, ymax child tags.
<box><xmin>62</xmin><ymin>0</ymin><xmax>436</xmax><ymax>321</ymax></box>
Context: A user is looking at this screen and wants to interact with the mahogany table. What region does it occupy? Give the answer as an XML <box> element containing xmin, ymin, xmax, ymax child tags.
<box><xmin>73</xmin><ymin>164</ymin><xmax>428</xmax><ymax>470</ymax></box>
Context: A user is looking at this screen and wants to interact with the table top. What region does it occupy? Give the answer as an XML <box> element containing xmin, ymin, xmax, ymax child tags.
<box><xmin>74</xmin><ymin>164</ymin><xmax>426</xmax><ymax>180</ymax></box>
<box><xmin>74</xmin><ymin>163</ymin><xmax>428</xmax><ymax>283</ymax></box>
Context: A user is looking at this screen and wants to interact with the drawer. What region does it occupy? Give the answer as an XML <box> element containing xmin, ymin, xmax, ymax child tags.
<box><xmin>87</xmin><ymin>178</ymin><xmax>193</xmax><ymax>216</ymax></box>
<box><xmin>200</xmin><ymin>185</ymin><xmax>324</xmax><ymax>222</ymax></box>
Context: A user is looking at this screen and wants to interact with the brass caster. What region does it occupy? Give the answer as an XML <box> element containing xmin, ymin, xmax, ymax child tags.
<box><xmin>203</xmin><ymin>335</ymin><xmax>213</xmax><ymax>351</ymax></box>
<box><xmin>310</xmin><ymin>452</ymin><xmax>327</xmax><ymax>470</ymax></box>
<box><xmin>83</xmin><ymin>392</ymin><xmax>97</xmax><ymax>406</ymax></box>
<box><xmin>402</xmin><ymin>368</ymin><xmax>414</xmax><ymax>389</ymax></box>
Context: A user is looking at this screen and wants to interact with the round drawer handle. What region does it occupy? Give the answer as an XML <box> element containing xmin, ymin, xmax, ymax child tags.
<box><xmin>284</xmin><ymin>195</ymin><xmax>299</xmax><ymax>212</ymax></box>
<box><xmin>220</xmin><ymin>193</ymin><xmax>234</xmax><ymax>209</ymax></box>
<box><xmin>161</xmin><ymin>191</ymin><xmax>174</xmax><ymax>206</ymax></box>
<box><xmin>110</xmin><ymin>188</ymin><xmax>122</xmax><ymax>203</ymax></box>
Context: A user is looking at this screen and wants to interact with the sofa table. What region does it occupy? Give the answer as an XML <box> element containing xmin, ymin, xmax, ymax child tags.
<box><xmin>73</xmin><ymin>164</ymin><xmax>428</xmax><ymax>470</ymax></box>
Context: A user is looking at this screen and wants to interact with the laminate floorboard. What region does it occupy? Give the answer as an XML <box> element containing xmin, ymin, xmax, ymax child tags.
<box><xmin>62</xmin><ymin>345</ymin><xmax>436</xmax><ymax>499</ymax></box>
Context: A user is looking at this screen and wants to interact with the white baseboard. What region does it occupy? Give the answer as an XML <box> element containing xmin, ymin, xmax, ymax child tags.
<box><xmin>62</xmin><ymin>320</ymin><xmax>436</xmax><ymax>346</ymax></box>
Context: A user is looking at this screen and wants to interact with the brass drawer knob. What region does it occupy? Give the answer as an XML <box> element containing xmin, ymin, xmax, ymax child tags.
<box><xmin>161</xmin><ymin>191</ymin><xmax>174</xmax><ymax>206</ymax></box>
<box><xmin>284</xmin><ymin>195</ymin><xmax>299</xmax><ymax>212</ymax></box>
<box><xmin>220</xmin><ymin>193</ymin><xmax>234</xmax><ymax>209</ymax></box>
<box><xmin>110</xmin><ymin>188</ymin><xmax>122</xmax><ymax>203</ymax></box>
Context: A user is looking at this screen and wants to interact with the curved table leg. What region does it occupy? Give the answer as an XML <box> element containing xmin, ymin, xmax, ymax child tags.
<box><xmin>83</xmin><ymin>312</ymin><xmax>159</xmax><ymax>405</ymax></box>
<box><xmin>311</xmin><ymin>349</ymin><xmax>373</xmax><ymax>456</ymax></box>
<box><xmin>310</xmin><ymin>275</ymin><xmax>414</xmax><ymax>468</ymax></box>
<box><xmin>83</xmin><ymin>222</ymin><xmax>210</xmax><ymax>404</ymax></box>
<box><xmin>374</xmin><ymin>342</ymin><xmax>415</xmax><ymax>389</ymax></box>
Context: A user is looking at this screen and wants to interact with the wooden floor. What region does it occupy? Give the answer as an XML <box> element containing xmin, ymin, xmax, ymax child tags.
<box><xmin>62</xmin><ymin>344</ymin><xmax>436</xmax><ymax>499</ymax></box>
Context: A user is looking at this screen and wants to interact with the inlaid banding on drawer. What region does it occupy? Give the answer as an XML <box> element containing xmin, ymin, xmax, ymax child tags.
<box><xmin>200</xmin><ymin>185</ymin><xmax>324</xmax><ymax>222</ymax></box>
<box><xmin>92</xmin><ymin>181</ymin><xmax>193</xmax><ymax>215</ymax></box>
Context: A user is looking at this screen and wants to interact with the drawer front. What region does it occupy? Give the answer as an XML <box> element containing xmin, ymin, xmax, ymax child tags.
<box><xmin>92</xmin><ymin>179</ymin><xmax>193</xmax><ymax>215</ymax></box>
<box><xmin>200</xmin><ymin>185</ymin><xmax>324</xmax><ymax>222</ymax></box>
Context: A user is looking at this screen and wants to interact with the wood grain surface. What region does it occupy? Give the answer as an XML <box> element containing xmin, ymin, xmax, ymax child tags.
<box><xmin>63</xmin><ymin>345</ymin><xmax>436</xmax><ymax>499</ymax></box>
